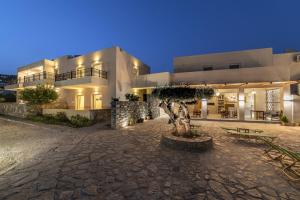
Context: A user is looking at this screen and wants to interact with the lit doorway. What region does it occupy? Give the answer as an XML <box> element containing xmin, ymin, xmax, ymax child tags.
<box><xmin>92</xmin><ymin>94</ymin><xmax>102</xmax><ymax>109</ymax></box>
<box><xmin>75</xmin><ymin>95</ymin><xmax>85</xmax><ymax>110</ymax></box>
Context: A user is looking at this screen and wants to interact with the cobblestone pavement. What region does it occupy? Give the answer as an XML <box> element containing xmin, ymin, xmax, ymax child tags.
<box><xmin>0</xmin><ymin>117</ymin><xmax>299</xmax><ymax>199</ymax></box>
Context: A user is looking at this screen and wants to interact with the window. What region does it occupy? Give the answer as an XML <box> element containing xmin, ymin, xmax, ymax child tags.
<box><xmin>229</xmin><ymin>64</ymin><xmax>240</xmax><ymax>69</ymax></box>
<box><xmin>92</xmin><ymin>62</ymin><xmax>102</xmax><ymax>70</ymax></box>
<box><xmin>203</xmin><ymin>66</ymin><xmax>213</xmax><ymax>71</ymax></box>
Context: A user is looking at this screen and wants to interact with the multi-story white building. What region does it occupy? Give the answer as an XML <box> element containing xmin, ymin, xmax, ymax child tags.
<box><xmin>6</xmin><ymin>47</ymin><xmax>300</xmax><ymax>123</ymax></box>
<box><xmin>6</xmin><ymin>47</ymin><xmax>150</xmax><ymax>110</ymax></box>
<box><xmin>133</xmin><ymin>48</ymin><xmax>300</xmax><ymax>123</ymax></box>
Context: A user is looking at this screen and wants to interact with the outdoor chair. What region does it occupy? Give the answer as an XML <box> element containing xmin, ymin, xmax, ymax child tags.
<box><xmin>260</xmin><ymin>137</ymin><xmax>300</xmax><ymax>181</ymax></box>
<box><xmin>221</xmin><ymin>127</ymin><xmax>275</xmax><ymax>142</ymax></box>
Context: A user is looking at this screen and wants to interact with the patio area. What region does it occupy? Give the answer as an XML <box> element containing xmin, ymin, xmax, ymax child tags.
<box><xmin>0</xmin><ymin>116</ymin><xmax>299</xmax><ymax>199</ymax></box>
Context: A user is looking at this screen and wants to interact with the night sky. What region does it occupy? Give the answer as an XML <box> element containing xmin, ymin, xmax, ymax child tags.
<box><xmin>1</xmin><ymin>0</ymin><xmax>300</xmax><ymax>74</ymax></box>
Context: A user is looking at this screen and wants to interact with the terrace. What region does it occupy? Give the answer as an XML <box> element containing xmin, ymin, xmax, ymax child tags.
<box><xmin>54</xmin><ymin>67</ymin><xmax>108</xmax><ymax>88</ymax></box>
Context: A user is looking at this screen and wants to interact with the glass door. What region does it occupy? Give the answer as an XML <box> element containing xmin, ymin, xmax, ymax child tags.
<box><xmin>75</xmin><ymin>95</ymin><xmax>84</xmax><ymax>110</ymax></box>
<box><xmin>92</xmin><ymin>94</ymin><xmax>102</xmax><ymax>109</ymax></box>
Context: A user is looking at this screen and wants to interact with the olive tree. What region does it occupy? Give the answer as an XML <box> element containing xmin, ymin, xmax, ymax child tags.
<box><xmin>19</xmin><ymin>85</ymin><xmax>58</xmax><ymax>115</ymax></box>
<box><xmin>152</xmin><ymin>86</ymin><xmax>214</xmax><ymax>136</ymax></box>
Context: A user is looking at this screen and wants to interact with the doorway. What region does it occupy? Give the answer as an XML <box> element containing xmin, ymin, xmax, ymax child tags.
<box><xmin>75</xmin><ymin>95</ymin><xmax>84</xmax><ymax>110</ymax></box>
<box><xmin>92</xmin><ymin>94</ymin><xmax>102</xmax><ymax>109</ymax></box>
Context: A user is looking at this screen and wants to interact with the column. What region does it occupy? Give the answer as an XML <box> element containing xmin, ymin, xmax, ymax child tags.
<box><xmin>201</xmin><ymin>99</ymin><xmax>207</xmax><ymax>119</ymax></box>
<box><xmin>238</xmin><ymin>88</ymin><xmax>245</xmax><ymax>121</ymax></box>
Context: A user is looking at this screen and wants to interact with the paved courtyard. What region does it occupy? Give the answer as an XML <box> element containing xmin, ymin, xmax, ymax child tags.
<box><xmin>0</xmin><ymin>117</ymin><xmax>299</xmax><ymax>200</ymax></box>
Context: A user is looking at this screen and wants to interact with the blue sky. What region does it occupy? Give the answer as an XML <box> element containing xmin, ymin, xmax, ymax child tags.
<box><xmin>1</xmin><ymin>0</ymin><xmax>300</xmax><ymax>74</ymax></box>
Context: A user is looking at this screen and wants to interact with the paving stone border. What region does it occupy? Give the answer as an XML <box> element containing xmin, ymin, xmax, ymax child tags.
<box><xmin>161</xmin><ymin>132</ymin><xmax>213</xmax><ymax>152</ymax></box>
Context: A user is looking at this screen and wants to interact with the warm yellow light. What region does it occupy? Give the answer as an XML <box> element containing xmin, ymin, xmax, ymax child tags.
<box><xmin>77</xmin><ymin>88</ymin><xmax>83</xmax><ymax>94</ymax></box>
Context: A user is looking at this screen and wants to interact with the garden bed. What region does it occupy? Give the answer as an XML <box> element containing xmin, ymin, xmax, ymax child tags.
<box><xmin>161</xmin><ymin>132</ymin><xmax>213</xmax><ymax>152</ymax></box>
<box><xmin>27</xmin><ymin>113</ymin><xmax>94</xmax><ymax>128</ymax></box>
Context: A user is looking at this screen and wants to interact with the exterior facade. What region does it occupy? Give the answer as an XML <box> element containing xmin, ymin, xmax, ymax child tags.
<box><xmin>5</xmin><ymin>47</ymin><xmax>300</xmax><ymax>123</ymax></box>
<box><xmin>133</xmin><ymin>48</ymin><xmax>300</xmax><ymax>123</ymax></box>
<box><xmin>5</xmin><ymin>47</ymin><xmax>150</xmax><ymax>110</ymax></box>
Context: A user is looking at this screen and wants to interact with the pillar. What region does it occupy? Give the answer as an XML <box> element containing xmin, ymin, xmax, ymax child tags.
<box><xmin>201</xmin><ymin>99</ymin><xmax>207</xmax><ymax>119</ymax></box>
<box><xmin>238</xmin><ymin>88</ymin><xmax>245</xmax><ymax>121</ymax></box>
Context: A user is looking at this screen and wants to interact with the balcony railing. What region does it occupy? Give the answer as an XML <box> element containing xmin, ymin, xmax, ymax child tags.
<box><xmin>55</xmin><ymin>67</ymin><xmax>108</xmax><ymax>82</ymax></box>
<box><xmin>23</xmin><ymin>71</ymin><xmax>54</xmax><ymax>83</ymax></box>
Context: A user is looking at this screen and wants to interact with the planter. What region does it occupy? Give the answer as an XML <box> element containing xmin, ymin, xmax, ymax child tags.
<box><xmin>161</xmin><ymin>132</ymin><xmax>213</xmax><ymax>152</ymax></box>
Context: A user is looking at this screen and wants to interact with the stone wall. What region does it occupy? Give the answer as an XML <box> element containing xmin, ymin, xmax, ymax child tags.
<box><xmin>91</xmin><ymin>109</ymin><xmax>111</xmax><ymax>122</ymax></box>
<box><xmin>0</xmin><ymin>103</ymin><xmax>28</xmax><ymax>118</ymax></box>
<box><xmin>111</xmin><ymin>99</ymin><xmax>160</xmax><ymax>129</ymax></box>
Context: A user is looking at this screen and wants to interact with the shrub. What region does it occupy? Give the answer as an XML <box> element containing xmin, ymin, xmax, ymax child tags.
<box><xmin>19</xmin><ymin>85</ymin><xmax>58</xmax><ymax>115</ymax></box>
<box><xmin>54</xmin><ymin>112</ymin><xmax>69</xmax><ymax>122</ymax></box>
<box><xmin>69</xmin><ymin>115</ymin><xmax>93</xmax><ymax>128</ymax></box>
<box><xmin>125</xmin><ymin>93</ymin><xmax>139</xmax><ymax>101</ymax></box>
<box><xmin>280</xmin><ymin>115</ymin><xmax>289</xmax><ymax>123</ymax></box>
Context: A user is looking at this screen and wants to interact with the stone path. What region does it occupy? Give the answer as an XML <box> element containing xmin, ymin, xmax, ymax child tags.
<box><xmin>0</xmin><ymin>117</ymin><xmax>299</xmax><ymax>199</ymax></box>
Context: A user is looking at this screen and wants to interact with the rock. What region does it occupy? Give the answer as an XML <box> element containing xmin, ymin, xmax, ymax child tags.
<box><xmin>106</xmin><ymin>192</ymin><xmax>125</xmax><ymax>200</ymax></box>
<box><xmin>59</xmin><ymin>191</ymin><xmax>73</xmax><ymax>200</ymax></box>
<box><xmin>13</xmin><ymin>171</ymin><xmax>39</xmax><ymax>187</ymax></box>
<box><xmin>164</xmin><ymin>181</ymin><xmax>171</xmax><ymax>187</ymax></box>
<box><xmin>209</xmin><ymin>180</ymin><xmax>233</xmax><ymax>200</ymax></box>
<box><xmin>204</xmin><ymin>174</ymin><xmax>210</xmax><ymax>180</ymax></box>
<box><xmin>226</xmin><ymin>186</ymin><xmax>238</xmax><ymax>194</ymax></box>
<box><xmin>246</xmin><ymin>189</ymin><xmax>262</xmax><ymax>198</ymax></box>
<box><xmin>81</xmin><ymin>185</ymin><xmax>98</xmax><ymax>196</ymax></box>
<box><xmin>90</xmin><ymin>153</ymin><xmax>106</xmax><ymax>162</ymax></box>
<box><xmin>147</xmin><ymin>164</ymin><xmax>158</xmax><ymax>173</ymax></box>
<box><xmin>162</xmin><ymin>189</ymin><xmax>170</xmax><ymax>196</ymax></box>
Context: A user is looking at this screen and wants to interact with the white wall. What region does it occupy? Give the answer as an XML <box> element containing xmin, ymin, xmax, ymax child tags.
<box><xmin>173</xmin><ymin>65</ymin><xmax>290</xmax><ymax>84</ymax></box>
<box><xmin>174</xmin><ymin>48</ymin><xmax>273</xmax><ymax>72</ymax></box>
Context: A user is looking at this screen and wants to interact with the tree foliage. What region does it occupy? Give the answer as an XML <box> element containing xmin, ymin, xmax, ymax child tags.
<box><xmin>152</xmin><ymin>86</ymin><xmax>214</xmax><ymax>102</ymax></box>
<box><xmin>125</xmin><ymin>93</ymin><xmax>140</xmax><ymax>101</ymax></box>
<box><xmin>19</xmin><ymin>85</ymin><xmax>58</xmax><ymax>105</ymax></box>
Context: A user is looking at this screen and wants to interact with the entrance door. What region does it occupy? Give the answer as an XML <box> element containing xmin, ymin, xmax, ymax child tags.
<box><xmin>92</xmin><ymin>94</ymin><xmax>102</xmax><ymax>109</ymax></box>
<box><xmin>76</xmin><ymin>95</ymin><xmax>84</xmax><ymax>110</ymax></box>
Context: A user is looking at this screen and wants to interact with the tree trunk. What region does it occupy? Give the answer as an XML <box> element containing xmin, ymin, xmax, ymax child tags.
<box><xmin>159</xmin><ymin>101</ymin><xmax>191</xmax><ymax>137</ymax></box>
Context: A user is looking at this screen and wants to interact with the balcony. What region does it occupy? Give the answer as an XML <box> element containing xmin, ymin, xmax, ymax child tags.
<box><xmin>54</xmin><ymin>67</ymin><xmax>108</xmax><ymax>88</ymax></box>
<box><xmin>5</xmin><ymin>71</ymin><xmax>54</xmax><ymax>90</ymax></box>
<box><xmin>23</xmin><ymin>71</ymin><xmax>54</xmax><ymax>87</ymax></box>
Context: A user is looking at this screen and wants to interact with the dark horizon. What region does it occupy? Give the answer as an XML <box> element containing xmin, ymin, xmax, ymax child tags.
<box><xmin>1</xmin><ymin>0</ymin><xmax>300</xmax><ymax>75</ymax></box>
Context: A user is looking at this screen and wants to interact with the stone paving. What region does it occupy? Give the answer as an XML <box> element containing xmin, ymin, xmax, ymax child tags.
<box><xmin>0</xmin><ymin>117</ymin><xmax>299</xmax><ymax>199</ymax></box>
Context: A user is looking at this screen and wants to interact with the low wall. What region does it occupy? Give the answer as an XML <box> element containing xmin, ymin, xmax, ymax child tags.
<box><xmin>111</xmin><ymin>100</ymin><xmax>160</xmax><ymax>129</ymax></box>
<box><xmin>90</xmin><ymin>109</ymin><xmax>111</xmax><ymax>122</ymax></box>
<box><xmin>43</xmin><ymin>108</ymin><xmax>111</xmax><ymax>122</ymax></box>
<box><xmin>0</xmin><ymin>103</ymin><xmax>28</xmax><ymax>118</ymax></box>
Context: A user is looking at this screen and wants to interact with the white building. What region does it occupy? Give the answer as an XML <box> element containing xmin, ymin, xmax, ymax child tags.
<box><xmin>6</xmin><ymin>47</ymin><xmax>300</xmax><ymax>123</ymax></box>
<box><xmin>6</xmin><ymin>46</ymin><xmax>150</xmax><ymax>110</ymax></box>
<box><xmin>133</xmin><ymin>48</ymin><xmax>300</xmax><ymax>123</ymax></box>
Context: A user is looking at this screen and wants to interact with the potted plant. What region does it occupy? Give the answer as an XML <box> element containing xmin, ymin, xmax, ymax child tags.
<box><xmin>280</xmin><ymin>115</ymin><xmax>289</xmax><ymax>126</ymax></box>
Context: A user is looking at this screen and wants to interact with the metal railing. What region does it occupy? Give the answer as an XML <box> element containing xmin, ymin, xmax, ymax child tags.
<box><xmin>55</xmin><ymin>67</ymin><xmax>108</xmax><ymax>82</ymax></box>
<box><xmin>23</xmin><ymin>71</ymin><xmax>54</xmax><ymax>83</ymax></box>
